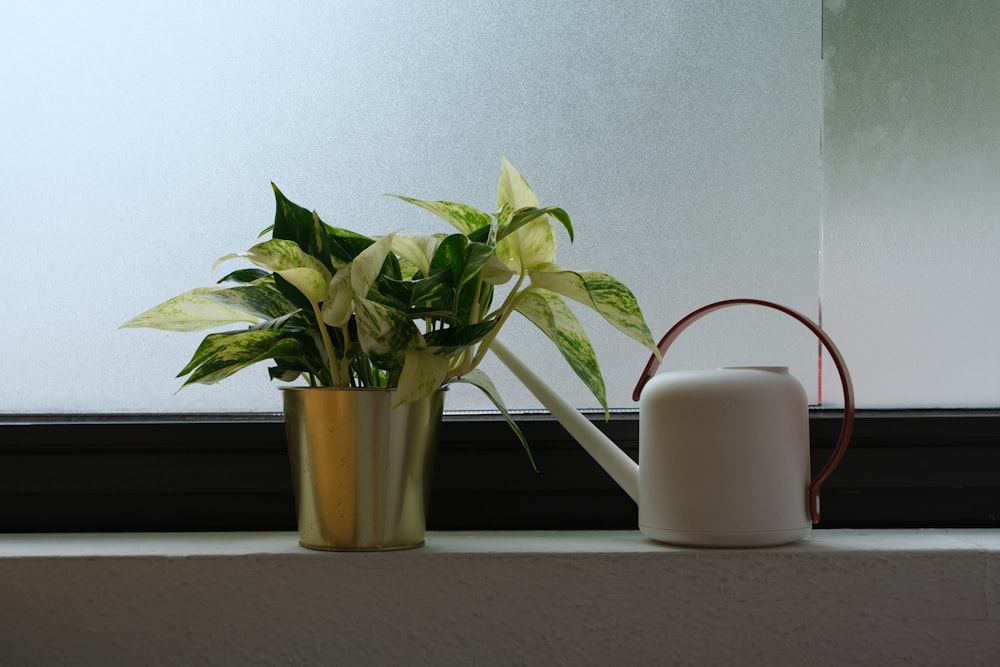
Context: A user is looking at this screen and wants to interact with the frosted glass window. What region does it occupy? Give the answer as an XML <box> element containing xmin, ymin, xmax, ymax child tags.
<box><xmin>821</xmin><ymin>1</ymin><xmax>1000</xmax><ymax>407</ymax></box>
<box><xmin>2</xmin><ymin>1</ymin><xmax>820</xmax><ymax>414</ymax></box>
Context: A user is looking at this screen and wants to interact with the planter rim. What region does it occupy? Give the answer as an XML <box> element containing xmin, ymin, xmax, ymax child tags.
<box><xmin>278</xmin><ymin>386</ymin><xmax>449</xmax><ymax>394</ymax></box>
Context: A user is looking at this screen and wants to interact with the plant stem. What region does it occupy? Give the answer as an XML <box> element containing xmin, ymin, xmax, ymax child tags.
<box><xmin>456</xmin><ymin>277</ymin><xmax>486</xmax><ymax>376</ymax></box>
<box><xmin>338</xmin><ymin>324</ymin><xmax>352</xmax><ymax>386</ymax></box>
<box><xmin>311</xmin><ymin>301</ymin><xmax>340</xmax><ymax>387</ymax></box>
<box><xmin>459</xmin><ymin>271</ymin><xmax>526</xmax><ymax>375</ymax></box>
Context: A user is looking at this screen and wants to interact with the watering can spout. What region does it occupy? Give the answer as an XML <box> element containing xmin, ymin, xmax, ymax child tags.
<box><xmin>490</xmin><ymin>340</ymin><xmax>641</xmax><ymax>503</ymax></box>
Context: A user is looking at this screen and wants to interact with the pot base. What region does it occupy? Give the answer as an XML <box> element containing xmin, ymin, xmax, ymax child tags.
<box><xmin>298</xmin><ymin>540</ymin><xmax>425</xmax><ymax>552</ymax></box>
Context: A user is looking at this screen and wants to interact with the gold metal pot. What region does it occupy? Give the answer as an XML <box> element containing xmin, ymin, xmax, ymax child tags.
<box><xmin>281</xmin><ymin>387</ymin><xmax>444</xmax><ymax>551</ymax></box>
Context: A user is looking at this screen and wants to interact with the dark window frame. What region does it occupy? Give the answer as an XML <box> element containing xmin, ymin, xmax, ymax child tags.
<box><xmin>2</xmin><ymin>409</ymin><xmax>999</xmax><ymax>532</ymax></box>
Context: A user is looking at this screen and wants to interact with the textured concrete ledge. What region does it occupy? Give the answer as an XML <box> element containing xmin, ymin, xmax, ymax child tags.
<box><xmin>2</xmin><ymin>530</ymin><xmax>999</xmax><ymax>666</ymax></box>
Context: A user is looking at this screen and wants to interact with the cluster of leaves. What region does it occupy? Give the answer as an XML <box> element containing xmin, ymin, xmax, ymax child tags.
<box><xmin>123</xmin><ymin>158</ymin><xmax>658</xmax><ymax>452</ymax></box>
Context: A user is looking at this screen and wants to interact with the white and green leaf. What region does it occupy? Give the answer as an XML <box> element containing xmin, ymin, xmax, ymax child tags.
<box><xmin>391</xmin><ymin>234</ymin><xmax>442</xmax><ymax>278</ymax></box>
<box><xmin>215</xmin><ymin>238</ymin><xmax>332</xmax><ymax>283</ymax></box>
<box><xmin>275</xmin><ymin>267</ymin><xmax>328</xmax><ymax>304</ymax></box>
<box><xmin>513</xmin><ymin>288</ymin><xmax>608</xmax><ymax>415</ymax></box>
<box><xmin>393</xmin><ymin>347</ymin><xmax>451</xmax><ymax>407</ymax></box>
<box><xmin>178</xmin><ymin>329</ymin><xmax>297</xmax><ymax>385</ymax></box>
<box><xmin>120</xmin><ymin>288</ymin><xmax>260</xmax><ymax>332</ymax></box>
<box><xmin>351</xmin><ymin>232</ymin><xmax>396</xmax><ymax>298</ymax></box>
<box><xmin>354</xmin><ymin>296</ymin><xmax>419</xmax><ymax>357</ymax></box>
<box><xmin>497</xmin><ymin>206</ymin><xmax>573</xmax><ymax>244</ymax></box>
<box><xmin>448</xmin><ymin>368</ymin><xmax>534</xmax><ymax>468</ymax></box>
<box><xmin>494</xmin><ymin>180</ymin><xmax>554</xmax><ymax>273</ymax></box>
<box><xmin>497</xmin><ymin>156</ymin><xmax>540</xmax><ymax>210</ymax></box>
<box><xmin>528</xmin><ymin>268</ymin><xmax>658</xmax><ymax>354</ymax></box>
<box><xmin>479</xmin><ymin>252</ymin><xmax>515</xmax><ymax>285</ymax></box>
<box><xmin>321</xmin><ymin>268</ymin><xmax>354</xmax><ymax>327</ymax></box>
<box><xmin>389</xmin><ymin>195</ymin><xmax>493</xmax><ymax>236</ymax></box>
<box><xmin>203</xmin><ymin>283</ymin><xmax>295</xmax><ymax>320</ymax></box>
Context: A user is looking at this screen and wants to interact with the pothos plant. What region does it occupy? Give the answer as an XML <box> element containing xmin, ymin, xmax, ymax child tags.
<box><xmin>122</xmin><ymin>157</ymin><xmax>658</xmax><ymax>454</ymax></box>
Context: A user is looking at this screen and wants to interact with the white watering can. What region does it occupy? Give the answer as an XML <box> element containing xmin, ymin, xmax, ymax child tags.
<box><xmin>492</xmin><ymin>298</ymin><xmax>855</xmax><ymax>547</ymax></box>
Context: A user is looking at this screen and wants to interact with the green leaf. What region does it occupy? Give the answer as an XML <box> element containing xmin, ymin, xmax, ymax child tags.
<box><xmin>353</xmin><ymin>296</ymin><xmax>419</xmax><ymax>359</ymax></box>
<box><xmin>216</xmin><ymin>238</ymin><xmax>332</xmax><ymax>284</ymax></box>
<box><xmin>389</xmin><ymin>195</ymin><xmax>493</xmax><ymax>236</ymax></box>
<box><xmin>527</xmin><ymin>269</ymin><xmax>658</xmax><ymax>354</ymax></box>
<box><xmin>393</xmin><ymin>347</ymin><xmax>451</xmax><ymax>406</ymax></box>
<box><xmin>217</xmin><ymin>268</ymin><xmax>270</xmax><ymax>284</ymax></box>
<box><xmin>407</xmin><ymin>270</ymin><xmax>455</xmax><ymax>305</ymax></box>
<box><xmin>265</xmin><ymin>332</ymin><xmax>329</xmax><ymax>384</ymax></box>
<box><xmin>379</xmin><ymin>269</ymin><xmax>454</xmax><ymax>310</ymax></box>
<box><xmin>514</xmin><ymin>288</ymin><xmax>608</xmax><ymax>415</ymax></box>
<box><xmin>178</xmin><ymin>329</ymin><xmax>297</xmax><ymax>385</ymax></box>
<box><xmin>271</xmin><ymin>184</ymin><xmax>335</xmax><ymax>273</ymax></box>
<box><xmin>423</xmin><ymin>318</ymin><xmax>500</xmax><ymax>354</ymax></box>
<box><xmin>498</xmin><ymin>206</ymin><xmax>573</xmax><ymax>244</ymax></box>
<box><xmin>120</xmin><ymin>288</ymin><xmax>260</xmax><ymax>332</ymax></box>
<box><xmin>448</xmin><ymin>368</ymin><xmax>534</xmax><ymax>470</ymax></box>
<box><xmin>430</xmin><ymin>234</ymin><xmax>494</xmax><ymax>288</ymax></box>
<box><xmin>325</xmin><ymin>226</ymin><xmax>375</xmax><ymax>268</ymax></box>
<box><xmin>203</xmin><ymin>283</ymin><xmax>296</xmax><ymax>320</ymax></box>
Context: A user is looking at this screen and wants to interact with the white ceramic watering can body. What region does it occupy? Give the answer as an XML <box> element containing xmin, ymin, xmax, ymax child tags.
<box><xmin>638</xmin><ymin>367</ymin><xmax>811</xmax><ymax>547</ymax></box>
<box><xmin>491</xmin><ymin>298</ymin><xmax>854</xmax><ymax>549</ymax></box>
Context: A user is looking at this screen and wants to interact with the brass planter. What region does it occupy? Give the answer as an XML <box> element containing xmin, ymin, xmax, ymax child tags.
<box><xmin>281</xmin><ymin>387</ymin><xmax>444</xmax><ymax>551</ymax></box>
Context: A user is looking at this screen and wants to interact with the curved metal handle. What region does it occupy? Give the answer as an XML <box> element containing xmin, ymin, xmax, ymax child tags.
<box><xmin>633</xmin><ymin>298</ymin><xmax>855</xmax><ymax>524</ymax></box>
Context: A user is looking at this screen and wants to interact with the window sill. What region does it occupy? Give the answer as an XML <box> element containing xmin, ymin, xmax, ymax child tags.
<box><xmin>3</xmin><ymin>529</ymin><xmax>999</xmax><ymax>665</ymax></box>
<box><xmin>2</xmin><ymin>527</ymin><xmax>1000</xmax><ymax>557</ymax></box>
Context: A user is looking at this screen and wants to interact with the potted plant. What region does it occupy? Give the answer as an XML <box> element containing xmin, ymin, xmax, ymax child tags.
<box><xmin>123</xmin><ymin>157</ymin><xmax>658</xmax><ymax>550</ymax></box>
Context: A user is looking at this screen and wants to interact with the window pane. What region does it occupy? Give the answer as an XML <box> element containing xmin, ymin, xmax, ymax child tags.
<box><xmin>2</xmin><ymin>1</ymin><xmax>820</xmax><ymax>413</ymax></box>
<box><xmin>821</xmin><ymin>1</ymin><xmax>1000</xmax><ymax>407</ymax></box>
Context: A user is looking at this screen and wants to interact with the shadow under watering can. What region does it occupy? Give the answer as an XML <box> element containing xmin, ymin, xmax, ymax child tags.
<box><xmin>492</xmin><ymin>298</ymin><xmax>855</xmax><ymax>548</ymax></box>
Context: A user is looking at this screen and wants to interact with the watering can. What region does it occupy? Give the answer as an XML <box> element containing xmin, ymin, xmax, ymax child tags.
<box><xmin>492</xmin><ymin>298</ymin><xmax>855</xmax><ymax>547</ymax></box>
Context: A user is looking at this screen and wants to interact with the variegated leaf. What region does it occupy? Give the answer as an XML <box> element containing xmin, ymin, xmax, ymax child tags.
<box><xmin>389</xmin><ymin>195</ymin><xmax>493</xmax><ymax>236</ymax></box>
<box><xmin>351</xmin><ymin>232</ymin><xmax>396</xmax><ymax>298</ymax></box>
<box><xmin>215</xmin><ymin>238</ymin><xmax>332</xmax><ymax>284</ymax></box>
<box><xmin>497</xmin><ymin>206</ymin><xmax>573</xmax><ymax>243</ymax></box>
<box><xmin>528</xmin><ymin>268</ymin><xmax>658</xmax><ymax>353</ymax></box>
<box><xmin>497</xmin><ymin>218</ymin><xmax>556</xmax><ymax>275</ymax></box>
<box><xmin>270</xmin><ymin>183</ymin><xmax>335</xmax><ymax>273</ymax></box>
<box><xmin>423</xmin><ymin>318</ymin><xmax>500</xmax><ymax>353</ymax></box>
<box><xmin>179</xmin><ymin>329</ymin><xmax>295</xmax><ymax>385</ymax></box>
<box><xmin>393</xmin><ymin>347</ymin><xmax>451</xmax><ymax>406</ymax></box>
<box><xmin>321</xmin><ymin>268</ymin><xmax>354</xmax><ymax>327</ymax></box>
<box><xmin>391</xmin><ymin>234</ymin><xmax>442</xmax><ymax>278</ymax></box>
<box><xmin>495</xmin><ymin>159</ymin><xmax>560</xmax><ymax>271</ymax></box>
<box><xmin>203</xmin><ymin>283</ymin><xmax>295</xmax><ymax>320</ymax></box>
<box><xmin>480</xmin><ymin>252</ymin><xmax>515</xmax><ymax>285</ymax></box>
<box><xmin>448</xmin><ymin>368</ymin><xmax>533</xmax><ymax>468</ymax></box>
<box><xmin>514</xmin><ymin>288</ymin><xmax>608</xmax><ymax>414</ymax></box>
<box><xmin>497</xmin><ymin>156</ymin><xmax>539</xmax><ymax>210</ymax></box>
<box><xmin>120</xmin><ymin>288</ymin><xmax>260</xmax><ymax>332</ymax></box>
<box><xmin>354</xmin><ymin>296</ymin><xmax>419</xmax><ymax>357</ymax></box>
<box><xmin>275</xmin><ymin>267</ymin><xmax>328</xmax><ymax>304</ymax></box>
